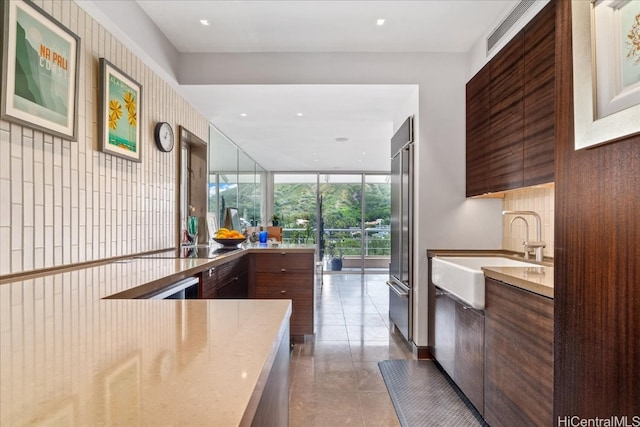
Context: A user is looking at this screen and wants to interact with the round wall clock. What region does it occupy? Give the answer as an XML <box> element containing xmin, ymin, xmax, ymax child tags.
<box><xmin>154</xmin><ymin>122</ymin><xmax>174</xmax><ymax>152</ymax></box>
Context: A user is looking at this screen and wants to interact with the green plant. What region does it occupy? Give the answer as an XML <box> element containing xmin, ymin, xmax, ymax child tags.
<box><xmin>327</xmin><ymin>240</ymin><xmax>343</xmax><ymax>259</ymax></box>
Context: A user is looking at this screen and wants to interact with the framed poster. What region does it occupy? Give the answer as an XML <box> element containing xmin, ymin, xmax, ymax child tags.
<box><xmin>0</xmin><ymin>0</ymin><xmax>80</xmax><ymax>140</ymax></box>
<box><xmin>99</xmin><ymin>58</ymin><xmax>142</xmax><ymax>162</ymax></box>
<box><xmin>572</xmin><ymin>0</ymin><xmax>640</xmax><ymax>149</ymax></box>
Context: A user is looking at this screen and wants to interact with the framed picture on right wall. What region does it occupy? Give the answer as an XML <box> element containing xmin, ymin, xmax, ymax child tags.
<box><xmin>572</xmin><ymin>0</ymin><xmax>640</xmax><ymax>150</ymax></box>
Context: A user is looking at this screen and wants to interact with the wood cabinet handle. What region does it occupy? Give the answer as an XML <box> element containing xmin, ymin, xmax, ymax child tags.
<box><xmin>280</xmin><ymin>290</ymin><xmax>287</xmax><ymax>294</ymax></box>
<box><xmin>281</xmin><ymin>268</ymin><xmax>286</xmax><ymax>272</ymax></box>
<box><xmin>281</xmin><ymin>252</ymin><xmax>286</xmax><ymax>255</ymax></box>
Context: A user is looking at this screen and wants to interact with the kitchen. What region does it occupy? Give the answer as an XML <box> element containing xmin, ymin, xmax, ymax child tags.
<box><xmin>1</xmin><ymin>0</ymin><xmax>639</xmax><ymax>425</ymax></box>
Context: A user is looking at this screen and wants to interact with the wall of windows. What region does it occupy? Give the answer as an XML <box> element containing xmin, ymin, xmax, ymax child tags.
<box><xmin>274</xmin><ymin>173</ymin><xmax>390</xmax><ymax>273</ymax></box>
<box><xmin>208</xmin><ymin>128</ymin><xmax>390</xmax><ymax>274</ymax></box>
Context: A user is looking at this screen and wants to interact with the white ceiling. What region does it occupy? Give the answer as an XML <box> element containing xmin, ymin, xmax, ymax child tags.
<box><xmin>136</xmin><ymin>1</ymin><xmax>512</xmax><ymax>54</ymax></box>
<box><xmin>182</xmin><ymin>84</ymin><xmax>417</xmax><ymax>172</ymax></box>
<box><xmin>132</xmin><ymin>0</ymin><xmax>516</xmax><ymax>172</ymax></box>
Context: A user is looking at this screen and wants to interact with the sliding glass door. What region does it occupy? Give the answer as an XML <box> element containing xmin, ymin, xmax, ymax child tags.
<box><xmin>363</xmin><ymin>174</ymin><xmax>391</xmax><ymax>273</ymax></box>
<box><xmin>273</xmin><ymin>173</ymin><xmax>389</xmax><ymax>274</ymax></box>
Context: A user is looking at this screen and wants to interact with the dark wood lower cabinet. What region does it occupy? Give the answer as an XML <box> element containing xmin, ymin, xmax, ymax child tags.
<box><xmin>199</xmin><ymin>251</ymin><xmax>314</xmax><ymax>344</ymax></box>
<box><xmin>252</xmin><ymin>252</ymin><xmax>314</xmax><ymax>343</ymax></box>
<box><xmin>432</xmin><ymin>276</ymin><xmax>553</xmax><ymax>424</ymax></box>
<box><xmin>200</xmin><ymin>256</ymin><xmax>249</xmax><ymax>299</ymax></box>
<box><xmin>484</xmin><ymin>277</ymin><xmax>553</xmax><ymax>427</ymax></box>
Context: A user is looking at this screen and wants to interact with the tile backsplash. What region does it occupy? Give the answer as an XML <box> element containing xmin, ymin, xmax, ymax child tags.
<box><xmin>502</xmin><ymin>185</ymin><xmax>555</xmax><ymax>259</ymax></box>
<box><xmin>0</xmin><ymin>0</ymin><xmax>208</xmax><ymax>276</ymax></box>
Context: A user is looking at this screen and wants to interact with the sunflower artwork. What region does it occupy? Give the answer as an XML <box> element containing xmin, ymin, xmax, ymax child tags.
<box><xmin>99</xmin><ymin>58</ymin><xmax>142</xmax><ymax>161</ymax></box>
<box><xmin>623</xmin><ymin>6</ymin><xmax>640</xmax><ymax>86</ymax></box>
<box><xmin>107</xmin><ymin>74</ymin><xmax>138</xmax><ymax>152</ymax></box>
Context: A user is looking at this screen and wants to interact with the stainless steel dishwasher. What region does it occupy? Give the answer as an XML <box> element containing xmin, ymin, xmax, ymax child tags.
<box><xmin>147</xmin><ymin>277</ymin><xmax>199</xmax><ymax>299</ymax></box>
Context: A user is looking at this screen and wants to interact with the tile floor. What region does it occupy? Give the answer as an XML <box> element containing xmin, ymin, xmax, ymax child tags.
<box><xmin>289</xmin><ymin>273</ymin><xmax>414</xmax><ymax>426</ymax></box>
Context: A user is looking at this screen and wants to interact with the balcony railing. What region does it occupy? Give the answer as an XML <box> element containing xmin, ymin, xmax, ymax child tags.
<box><xmin>281</xmin><ymin>227</ymin><xmax>391</xmax><ymax>257</ymax></box>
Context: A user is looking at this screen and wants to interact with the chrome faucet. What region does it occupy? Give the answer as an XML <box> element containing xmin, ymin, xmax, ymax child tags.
<box><xmin>502</xmin><ymin>210</ymin><xmax>546</xmax><ymax>262</ymax></box>
<box><xmin>509</xmin><ymin>216</ymin><xmax>529</xmax><ymax>244</ymax></box>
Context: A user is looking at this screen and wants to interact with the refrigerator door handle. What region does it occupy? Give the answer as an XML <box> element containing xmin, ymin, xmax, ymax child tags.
<box><xmin>386</xmin><ymin>280</ymin><xmax>409</xmax><ymax>297</ymax></box>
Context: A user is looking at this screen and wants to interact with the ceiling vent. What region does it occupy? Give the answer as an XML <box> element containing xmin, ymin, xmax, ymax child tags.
<box><xmin>486</xmin><ymin>0</ymin><xmax>537</xmax><ymax>54</ymax></box>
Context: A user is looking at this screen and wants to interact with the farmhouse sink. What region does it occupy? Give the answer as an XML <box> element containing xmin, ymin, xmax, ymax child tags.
<box><xmin>431</xmin><ymin>256</ymin><xmax>539</xmax><ymax>309</ymax></box>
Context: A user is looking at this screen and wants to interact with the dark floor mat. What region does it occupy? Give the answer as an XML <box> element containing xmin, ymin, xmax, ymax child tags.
<box><xmin>378</xmin><ymin>359</ymin><xmax>487</xmax><ymax>427</ymax></box>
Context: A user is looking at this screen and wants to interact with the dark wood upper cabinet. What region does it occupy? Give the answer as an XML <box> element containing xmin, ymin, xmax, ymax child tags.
<box><xmin>489</xmin><ymin>32</ymin><xmax>525</xmax><ymax>192</ymax></box>
<box><xmin>523</xmin><ymin>2</ymin><xmax>556</xmax><ymax>187</ymax></box>
<box><xmin>466</xmin><ymin>65</ymin><xmax>492</xmax><ymax>197</ymax></box>
<box><xmin>466</xmin><ymin>2</ymin><xmax>555</xmax><ymax>196</ymax></box>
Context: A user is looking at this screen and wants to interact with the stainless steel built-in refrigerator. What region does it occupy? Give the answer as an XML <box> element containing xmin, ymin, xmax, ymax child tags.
<box><xmin>388</xmin><ymin>116</ymin><xmax>413</xmax><ymax>342</ymax></box>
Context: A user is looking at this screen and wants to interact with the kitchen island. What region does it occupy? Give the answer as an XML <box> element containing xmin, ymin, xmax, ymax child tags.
<box><xmin>0</xmin><ymin>251</ymin><xmax>296</xmax><ymax>426</ymax></box>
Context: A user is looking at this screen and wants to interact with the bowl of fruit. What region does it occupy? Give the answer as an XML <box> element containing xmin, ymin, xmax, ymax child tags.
<box><xmin>212</xmin><ymin>228</ymin><xmax>246</xmax><ymax>248</ymax></box>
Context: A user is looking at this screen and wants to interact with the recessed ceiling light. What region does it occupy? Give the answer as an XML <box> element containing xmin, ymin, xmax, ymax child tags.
<box><xmin>334</xmin><ymin>137</ymin><xmax>349</xmax><ymax>143</ymax></box>
<box><xmin>297</xmin><ymin>112</ymin><xmax>303</xmax><ymax>117</ymax></box>
<box><xmin>240</xmin><ymin>113</ymin><xmax>247</xmax><ymax>117</ymax></box>
<box><xmin>200</xmin><ymin>19</ymin><xmax>210</xmax><ymax>26</ymax></box>
<box><xmin>376</xmin><ymin>19</ymin><xmax>385</xmax><ymax>26</ymax></box>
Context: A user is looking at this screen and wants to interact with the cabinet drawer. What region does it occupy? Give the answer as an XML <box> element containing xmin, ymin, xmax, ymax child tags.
<box><xmin>255</xmin><ymin>284</ymin><xmax>313</xmax><ymax>336</ymax></box>
<box><xmin>217</xmin><ymin>256</ymin><xmax>248</xmax><ymax>283</ymax></box>
<box><xmin>256</xmin><ymin>273</ymin><xmax>313</xmax><ymax>298</ymax></box>
<box><xmin>200</xmin><ymin>256</ymin><xmax>249</xmax><ymax>299</ymax></box>
<box><xmin>255</xmin><ymin>286</ymin><xmax>312</xmax><ymax>303</ymax></box>
<box><xmin>254</xmin><ymin>253</ymin><xmax>314</xmax><ymax>273</ymax></box>
<box><xmin>216</xmin><ymin>272</ymin><xmax>248</xmax><ymax>299</ymax></box>
<box><xmin>255</xmin><ymin>272</ymin><xmax>313</xmax><ymax>293</ymax></box>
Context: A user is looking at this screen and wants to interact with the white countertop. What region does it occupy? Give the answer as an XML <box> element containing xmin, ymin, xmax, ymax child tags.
<box><xmin>0</xmin><ymin>255</ymin><xmax>292</xmax><ymax>426</ymax></box>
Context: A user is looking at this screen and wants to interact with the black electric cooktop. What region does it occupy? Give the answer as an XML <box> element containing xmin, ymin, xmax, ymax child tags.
<box><xmin>140</xmin><ymin>245</ymin><xmax>241</xmax><ymax>259</ymax></box>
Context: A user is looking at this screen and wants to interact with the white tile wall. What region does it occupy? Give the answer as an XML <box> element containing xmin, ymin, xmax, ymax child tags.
<box><xmin>0</xmin><ymin>0</ymin><xmax>209</xmax><ymax>276</ymax></box>
<box><xmin>502</xmin><ymin>185</ymin><xmax>555</xmax><ymax>259</ymax></box>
